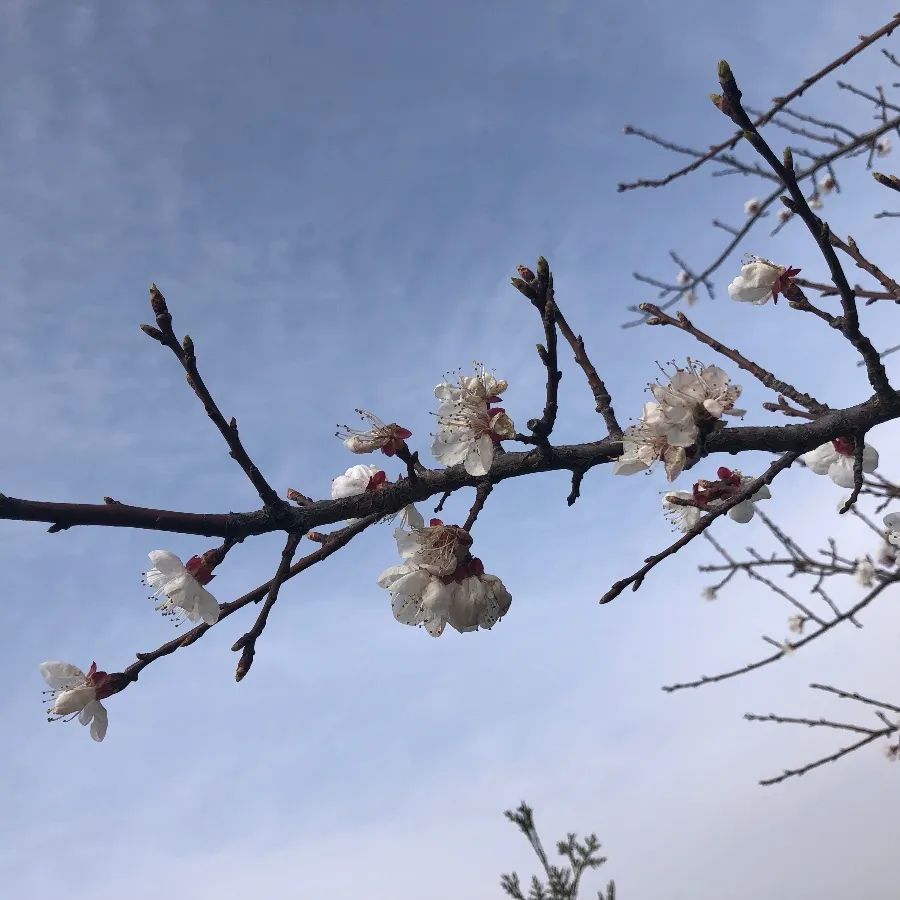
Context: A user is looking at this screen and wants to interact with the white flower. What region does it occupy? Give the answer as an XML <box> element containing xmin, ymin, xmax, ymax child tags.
<box><xmin>728</xmin><ymin>258</ymin><xmax>799</xmax><ymax>305</ymax></box>
<box><xmin>378</xmin><ymin>516</ymin><xmax>510</xmax><ymax>636</ymax></box>
<box><xmin>876</xmin><ymin>136</ymin><xmax>892</xmax><ymax>157</ymax></box>
<box><xmin>331</xmin><ymin>464</ymin><xmax>385</xmax><ymax>500</ymax></box>
<box><xmin>779</xmin><ymin>641</ymin><xmax>795</xmax><ymax>655</ymax></box>
<box><xmin>685</xmin><ymin>290</ymin><xmax>698</xmax><ymax>306</ymax></box>
<box><xmin>801</xmin><ymin>438</ymin><xmax>879</xmax><ymax>488</ymax></box>
<box><xmin>336</xmin><ymin>409</ymin><xmax>411</xmax><ymax>456</ymax></box>
<box><xmin>445</xmin><ymin>572</ymin><xmax>512</xmax><ymax>632</ymax></box>
<box><xmin>884</xmin><ymin>512</ymin><xmax>900</xmax><ymax>547</ymax></box>
<box><xmin>143</xmin><ymin>550</ymin><xmax>220</xmax><ymax>626</ymax></box>
<box><xmin>662</xmin><ymin>491</ymin><xmax>701</xmax><ymax>531</ymax></box>
<box><xmin>726</xmin><ymin>477</ymin><xmax>771</xmax><ymax>523</ymax></box>
<box><xmin>651</xmin><ymin>361</ymin><xmax>745</xmax><ymax>419</ymax></box>
<box><xmin>884</xmin><ymin>742</ymin><xmax>900</xmax><ymax>762</ymax></box>
<box><xmin>399</xmin><ymin>504</ymin><xmax>425</xmax><ymax>530</ymax></box>
<box><xmin>676</xmin><ymin>270</ymin><xmax>691</xmax><ymax>287</ymax></box>
<box><xmin>777</xmin><ymin>207</ymin><xmax>791</xmax><ymax>224</ymax></box>
<box><xmin>393</xmin><ymin>520</ymin><xmax>473</xmax><ymax>579</ymax></box>
<box><xmin>377</xmin><ymin>565</ymin><xmax>452</xmax><ymax>637</ymax></box>
<box><xmin>432</xmin><ymin>367</ymin><xmax>515</xmax><ymax>476</ymax></box>
<box><xmin>702</xmin><ymin>586</ymin><xmax>718</xmax><ymax>601</ymax></box>
<box><xmin>819</xmin><ymin>174</ymin><xmax>835</xmax><ymax>194</ymax></box>
<box><xmin>744</xmin><ymin>197</ymin><xmax>761</xmax><ymax>215</ymax></box>
<box><xmin>809</xmin><ymin>195</ymin><xmax>823</xmax><ymax>210</ymax></box>
<box><xmin>377</xmin><ymin>565</ymin><xmax>512</xmax><ymax>637</ymax></box>
<box><xmin>457</xmin><ymin>366</ymin><xmax>508</xmax><ymax>404</ymax></box>
<box><xmin>788</xmin><ymin>614</ymin><xmax>806</xmax><ymax>634</ymax></box>
<box><xmin>855</xmin><ymin>556</ymin><xmax>876</xmax><ymax>588</ymax></box>
<box><xmin>615</xmin><ymin>404</ymin><xmax>697</xmax><ymax>481</ymax></box>
<box><xmin>40</xmin><ymin>661</ymin><xmax>111</xmax><ymax>742</ymax></box>
<box><xmin>663</xmin><ymin>470</ymin><xmax>771</xmax><ymax>532</ymax></box>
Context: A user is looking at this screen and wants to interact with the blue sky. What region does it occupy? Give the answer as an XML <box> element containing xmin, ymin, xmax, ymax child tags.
<box><xmin>2</xmin><ymin>1</ymin><xmax>900</xmax><ymax>897</ymax></box>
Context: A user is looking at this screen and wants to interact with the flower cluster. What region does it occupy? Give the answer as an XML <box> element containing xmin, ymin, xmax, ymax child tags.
<box><xmin>801</xmin><ymin>437</ymin><xmax>879</xmax><ymax>488</ymax></box>
<box><xmin>615</xmin><ymin>362</ymin><xmax>743</xmax><ymax>481</ymax></box>
<box><xmin>431</xmin><ymin>365</ymin><xmax>515</xmax><ymax>476</ymax></box>
<box><xmin>40</xmin><ymin>661</ymin><xmax>114</xmax><ymax>742</ymax></box>
<box><xmin>662</xmin><ymin>466</ymin><xmax>771</xmax><ymax>532</ymax></box>
<box><xmin>728</xmin><ymin>257</ymin><xmax>801</xmax><ymax>305</ymax></box>
<box><xmin>378</xmin><ymin>518</ymin><xmax>511</xmax><ymax>636</ymax></box>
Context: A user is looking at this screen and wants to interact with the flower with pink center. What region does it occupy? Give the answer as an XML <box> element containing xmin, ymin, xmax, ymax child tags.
<box><xmin>819</xmin><ymin>174</ymin><xmax>836</xmax><ymax>194</ymax></box>
<box><xmin>651</xmin><ymin>360</ymin><xmax>745</xmax><ymax>420</ymax></box>
<box><xmin>728</xmin><ymin>257</ymin><xmax>801</xmax><ymax>305</ymax></box>
<box><xmin>377</xmin><ymin>518</ymin><xmax>512</xmax><ymax>636</ymax></box>
<box><xmin>331</xmin><ymin>464</ymin><xmax>388</xmax><ymax>500</ymax></box>
<box><xmin>143</xmin><ymin>550</ymin><xmax>221</xmax><ymax>626</ymax></box>
<box><xmin>336</xmin><ymin>409</ymin><xmax>412</xmax><ymax>456</ymax></box>
<box><xmin>614</xmin><ymin>402</ymin><xmax>698</xmax><ymax>481</ymax></box>
<box><xmin>801</xmin><ymin>437</ymin><xmax>879</xmax><ymax>488</ymax></box>
<box><xmin>432</xmin><ymin>367</ymin><xmax>515</xmax><ymax>476</ymax></box>
<box><xmin>394</xmin><ymin>518</ymin><xmax>473</xmax><ymax>578</ymax></box>
<box><xmin>662</xmin><ymin>467</ymin><xmax>771</xmax><ymax>532</ymax></box>
<box><xmin>330</xmin><ymin>464</ymin><xmax>423</xmax><ymax>528</ymax></box>
<box><xmin>40</xmin><ymin>661</ymin><xmax>114</xmax><ymax>742</ymax></box>
<box><xmin>876</xmin><ymin>136</ymin><xmax>892</xmax><ymax>157</ymax></box>
<box><xmin>744</xmin><ymin>197</ymin><xmax>761</xmax><ymax>215</ymax></box>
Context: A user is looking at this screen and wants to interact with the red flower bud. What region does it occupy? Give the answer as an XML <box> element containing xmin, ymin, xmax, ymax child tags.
<box><xmin>517</xmin><ymin>265</ymin><xmax>536</xmax><ymax>282</ymax></box>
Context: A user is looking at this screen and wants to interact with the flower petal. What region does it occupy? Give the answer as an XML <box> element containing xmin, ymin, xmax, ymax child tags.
<box><xmin>40</xmin><ymin>661</ymin><xmax>85</xmax><ymax>689</ymax></box>
<box><xmin>147</xmin><ymin>550</ymin><xmax>186</xmax><ymax>577</ymax></box>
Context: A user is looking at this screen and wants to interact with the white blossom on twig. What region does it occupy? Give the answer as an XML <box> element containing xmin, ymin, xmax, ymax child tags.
<box><xmin>801</xmin><ymin>438</ymin><xmax>879</xmax><ymax>488</ymax></box>
<box><xmin>614</xmin><ymin>401</ymin><xmax>697</xmax><ymax>481</ymax></box>
<box><xmin>40</xmin><ymin>661</ymin><xmax>112</xmax><ymax>742</ymax></box>
<box><xmin>336</xmin><ymin>410</ymin><xmax>412</xmax><ymax>456</ymax></box>
<box><xmin>728</xmin><ymin>257</ymin><xmax>801</xmax><ymax>305</ymax></box>
<box><xmin>432</xmin><ymin>366</ymin><xmax>515</xmax><ymax>476</ymax></box>
<box><xmin>651</xmin><ymin>361</ymin><xmax>745</xmax><ymax>419</ymax></box>
<box><xmin>143</xmin><ymin>550</ymin><xmax>220</xmax><ymax>626</ymax></box>
<box><xmin>662</xmin><ymin>468</ymin><xmax>771</xmax><ymax>532</ymax></box>
<box><xmin>377</xmin><ymin>518</ymin><xmax>511</xmax><ymax>636</ymax></box>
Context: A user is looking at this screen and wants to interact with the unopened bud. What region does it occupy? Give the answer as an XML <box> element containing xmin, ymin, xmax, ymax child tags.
<box><xmin>235</xmin><ymin>646</ymin><xmax>254</xmax><ymax>682</ymax></box>
<box><xmin>149</xmin><ymin>283</ymin><xmax>169</xmax><ymax>317</ymax></box>
<box><xmin>140</xmin><ymin>323</ymin><xmax>165</xmax><ymax>342</ymax></box>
